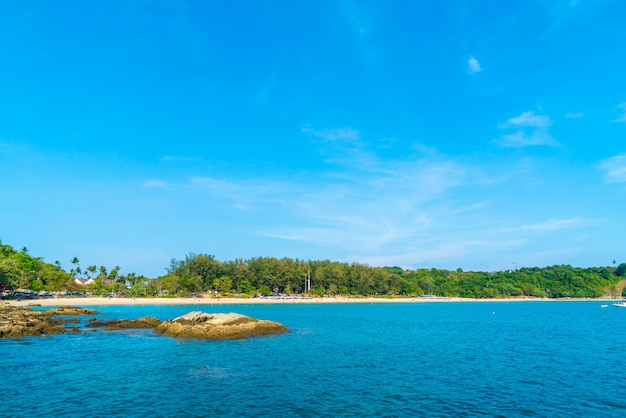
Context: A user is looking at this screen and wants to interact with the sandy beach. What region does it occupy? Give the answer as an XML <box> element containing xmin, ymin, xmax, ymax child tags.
<box><xmin>4</xmin><ymin>296</ymin><xmax>442</xmax><ymax>307</ymax></box>
<box><xmin>3</xmin><ymin>295</ymin><xmax>613</xmax><ymax>307</ymax></box>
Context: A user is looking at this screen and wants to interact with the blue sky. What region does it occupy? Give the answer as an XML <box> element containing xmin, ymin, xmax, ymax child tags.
<box><xmin>1</xmin><ymin>0</ymin><xmax>625</xmax><ymax>278</ymax></box>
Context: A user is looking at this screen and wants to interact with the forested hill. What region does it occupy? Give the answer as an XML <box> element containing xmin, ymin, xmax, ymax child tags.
<box><xmin>2</xmin><ymin>241</ymin><xmax>626</xmax><ymax>299</ymax></box>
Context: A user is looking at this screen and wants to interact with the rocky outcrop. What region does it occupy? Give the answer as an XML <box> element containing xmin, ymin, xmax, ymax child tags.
<box><xmin>153</xmin><ymin>311</ymin><xmax>289</xmax><ymax>340</ymax></box>
<box><xmin>0</xmin><ymin>305</ymin><xmax>99</xmax><ymax>338</ymax></box>
<box><xmin>0</xmin><ymin>306</ymin><xmax>288</xmax><ymax>340</ymax></box>
<box><xmin>47</xmin><ymin>306</ymin><xmax>101</xmax><ymax>316</ymax></box>
<box><xmin>86</xmin><ymin>316</ymin><xmax>162</xmax><ymax>330</ymax></box>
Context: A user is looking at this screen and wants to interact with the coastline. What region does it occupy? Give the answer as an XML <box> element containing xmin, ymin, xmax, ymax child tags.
<box><xmin>3</xmin><ymin>295</ymin><xmax>618</xmax><ymax>307</ymax></box>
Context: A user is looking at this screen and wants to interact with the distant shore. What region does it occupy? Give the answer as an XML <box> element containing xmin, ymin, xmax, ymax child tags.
<box><xmin>3</xmin><ymin>295</ymin><xmax>619</xmax><ymax>307</ymax></box>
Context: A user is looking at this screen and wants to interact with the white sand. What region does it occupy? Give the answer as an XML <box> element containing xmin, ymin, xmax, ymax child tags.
<box><xmin>5</xmin><ymin>296</ymin><xmax>438</xmax><ymax>307</ymax></box>
<box><xmin>3</xmin><ymin>295</ymin><xmax>608</xmax><ymax>307</ymax></box>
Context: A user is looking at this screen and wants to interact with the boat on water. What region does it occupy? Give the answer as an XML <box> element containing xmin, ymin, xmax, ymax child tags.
<box><xmin>613</xmin><ymin>301</ymin><xmax>626</xmax><ymax>308</ymax></box>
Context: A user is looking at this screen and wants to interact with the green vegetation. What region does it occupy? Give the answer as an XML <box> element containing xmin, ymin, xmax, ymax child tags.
<box><xmin>0</xmin><ymin>241</ymin><xmax>147</xmax><ymax>296</ymax></box>
<box><xmin>0</xmin><ymin>243</ymin><xmax>73</xmax><ymax>291</ymax></box>
<box><xmin>158</xmin><ymin>254</ymin><xmax>626</xmax><ymax>299</ymax></box>
<box><xmin>2</xmin><ymin>240</ymin><xmax>625</xmax><ymax>299</ymax></box>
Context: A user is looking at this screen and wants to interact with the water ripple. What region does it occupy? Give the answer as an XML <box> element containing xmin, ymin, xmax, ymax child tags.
<box><xmin>2</xmin><ymin>302</ymin><xmax>626</xmax><ymax>417</ymax></box>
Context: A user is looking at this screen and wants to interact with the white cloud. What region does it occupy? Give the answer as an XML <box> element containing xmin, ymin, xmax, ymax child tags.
<box><xmin>494</xmin><ymin>130</ymin><xmax>558</xmax><ymax>147</ymax></box>
<box><xmin>502</xmin><ymin>218</ymin><xmax>586</xmax><ymax>233</ymax></box>
<box><xmin>236</xmin><ymin>126</ymin><xmax>506</xmax><ymax>256</ymax></box>
<box><xmin>160</xmin><ymin>155</ymin><xmax>201</xmax><ymax>162</ymax></box>
<box><xmin>564</xmin><ymin>112</ymin><xmax>584</xmax><ymax>119</ymax></box>
<box><xmin>599</xmin><ymin>154</ymin><xmax>626</xmax><ymax>183</ymax></box>
<box><xmin>500</xmin><ymin>111</ymin><xmax>552</xmax><ymax>128</ymax></box>
<box><xmin>301</xmin><ymin>126</ymin><xmax>360</xmax><ymax>142</ymax></box>
<box><xmin>181</xmin><ymin>127</ymin><xmax>496</xmax><ymax>256</ymax></box>
<box><xmin>189</xmin><ymin>176</ymin><xmax>295</xmax><ymax>211</ymax></box>
<box><xmin>144</xmin><ymin>180</ymin><xmax>169</xmax><ymax>188</ymax></box>
<box><xmin>494</xmin><ymin>111</ymin><xmax>559</xmax><ymax>147</ymax></box>
<box><xmin>615</xmin><ymin>103</ymin><xmax>626</xmax><ymax>123</ymax></box>
<box><xmin>350</xmin><ymin>238</ymin><xmax>527</xmax><ymax>270</ymax></box>
<box><xmin>468</xmin><ymin>57</ymin><xmax>482</xmax><ymax>74</ymax></box>
<box><xmin>190</xmin><ymin>176</ymin><xmax>239</xmax><ymax>193</ymax></box>
<box><xmin>130</xmin><ymin>124</ymin><xmax>598</xmax><ymax>272</ymax></box>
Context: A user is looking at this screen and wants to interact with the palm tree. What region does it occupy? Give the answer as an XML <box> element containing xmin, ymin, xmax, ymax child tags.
<box><xmin>98</xmin><ymin>265</ymin><xmax>108</xmax><ymax>279</ymax></box>
<box><xmin>108</xmin><ymin>266</ymin><xmax>121</xmax><ymax>282</ymax></box>
<box><xmin>87</xmin><ymin>265</ymin><xmax>97</xmax><ymax>278</ymax></box>
<box><xmin>71</xmin><ymin>257</ymin><xmax>80</xmax><ymax>278</ymax></box>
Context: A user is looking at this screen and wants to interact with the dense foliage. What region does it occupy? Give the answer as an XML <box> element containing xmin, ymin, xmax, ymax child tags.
<box><xmin>0</xmin><ymin>242</ymin><xmax>147</xmax><ymax>296</ymax></box>
<box><xmin>0</xmin><ymin>243</ymin><xmax>73</xmax><ymax>291</ymax></box>
<box><xmin>159</xmin><ymin>253</ymin><xmax>626</xmax><ymax>299</ymax></box>
<box><xmin>2</xmin><ymin>241</ymin><xmax>625</xmax><ymax>299</ymax></box>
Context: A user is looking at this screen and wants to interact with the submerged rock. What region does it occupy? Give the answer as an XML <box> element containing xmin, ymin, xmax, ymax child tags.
<box><xmin>0</xmin><ymin>305</ymin><xmax>92</xmax><ymax>338</ymax></box>
<box><xmin>47</xmin><ymin>306</ymin><xmax>101</xmax><ymax>316</ymax></box>
<box><xmin>86</xmin><ymin>316</ymin><xmax>162</xmax><ymax>330</ymax></box>
<box><xmin>0</xmin><ymin>307</ymin><xmax>287</xmax><ymax>340</ymax></box>
<box><xmin>153</xmin><ymin>311</ymin><xmax>289</xmax><ymax>340</ymax></box>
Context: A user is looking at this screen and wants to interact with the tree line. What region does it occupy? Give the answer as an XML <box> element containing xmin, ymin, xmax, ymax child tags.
<box><xmin>2</xmin><ymin>241</ymin><xmax>625</xmax><ymax>298</ymax></box>
<box><xmin>0</xmin><ymin>242</ymin><xmax>148</xmax><ymax>296</ymax></box>
<box><xmin>157</xmin><ymin>252</ymin><xmax>626</xmax><ymax>299</ymax></box>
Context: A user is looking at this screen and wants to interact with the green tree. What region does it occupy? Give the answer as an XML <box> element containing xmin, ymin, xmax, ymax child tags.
<box><xmin>238</xmin><ymin>279</ymin><xmax>253</xmax><ymax>294</ymax></box>
<box><xmin>213</xmin><ymin>276</ymin><xmax>233</xmax><ymax>294</ymax></box>
<box><xmin>87</xmin><ymin>265</ymin><xmax>97</xmax><ymax>278</ymax></box>
<box><xmin>70</xmin><ymin>257</ymin><xmax>80</xmax><ymax>277</ymax></box>
<box><xmin>98</xmin><ymin>266</ymin><xmax>108</xmax><ymax>279</ymax></box>
<box><xmin>109</xmin><ymin>265</ymin><xmax>121</xmax><ymax>282</ymax></box>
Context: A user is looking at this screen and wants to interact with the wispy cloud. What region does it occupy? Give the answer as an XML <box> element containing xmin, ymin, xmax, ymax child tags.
<box><xmin>144</xmin><ymin>180</ymin><xmax>169</xmax><ymax>189</ymax></box>
<box><xmin>502</xmin><ymin>218</ymin><xmax>587</xmax><ymax>233</ymax></box>
<box><xmin>500</xmin><ymin>111</ymin><xmax>552</xmax><ymax>129</ymax></box>
<box><xmin>172</xmin><ymin>127</ymin><xmax>498</xmax><ymax>257</ymax></box>
<box><xmin>238</xmin><ymin>127</ymin><xmax>504</xmax><ymax>254</ymax></box>
<box><xmin>495</xmin><ymin>130</ymin><xmax>557</xmax><ymax>148</ymax></box>
<box><xmin>468</xmin><ymin>56</ymin><xmax>482</xmax><ymax>74</ymax></box>
<box><xmin>301</xmin><ymin>125</ymin><xmax>382</xmax><ymax>169</ymax></box>
<box><xmin>350</xmin><ymin>238</ymin><xmax>528</xmax><ymax>271</ymax></box>
<box><xmin>189</xmin><ymin>176</ymin><xmax>294</xmax><ymax>210</ymax></box>
<box><xmin>615</xmin><ymin>103</ymin><xmax>626</xmax><ymax>123</ymax></box>
<box><xmin>145</xmin><ymin>125</ymin><xmax>589</xmax><ymax>270</ymax></box>
<box><xmin>565</xmin><ymin>112</ymin><xmax>584</xmax><ymax>119</ymax></box>
<box><xmin>493</xmin><ymin>111</ymin><xmax>559</xmax><ymax>147</ymax></box>
<box><xmin>300</xmin><ymin>126</ymin><xmax>360</xmax><ymax>142</ymax></box>
<box><xmin>599</xmin><ymin>154</ymin><xmax>626</xmax><ymax>183</ymax></box>
<box><xmin>160</xmin><ymin>155</ymin><xmax>201</xmax><ymax>162</ymax></box>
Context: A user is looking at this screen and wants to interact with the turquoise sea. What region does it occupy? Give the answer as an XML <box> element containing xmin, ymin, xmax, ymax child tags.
<box><xmin>2</xmin><ymin>301</ymin><xmax>626</xmax><ymax>417</ymax></box>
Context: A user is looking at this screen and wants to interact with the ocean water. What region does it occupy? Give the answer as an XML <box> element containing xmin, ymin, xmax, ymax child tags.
<box><xmin>2</xmin><ymin>301</ymin><xmax>626</xmax><ymax>417</ymax></box>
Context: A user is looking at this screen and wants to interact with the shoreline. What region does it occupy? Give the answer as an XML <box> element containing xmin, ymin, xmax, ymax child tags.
<box><xmin>3</xmin><ymin>295</ymin><xmax>619</xmax><ymax>307</ymax></box>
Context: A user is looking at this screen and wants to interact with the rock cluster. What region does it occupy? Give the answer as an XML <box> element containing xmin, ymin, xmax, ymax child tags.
<box><xmin>86</xmin><ymin>316</ymin><xmax>162</xmax><ymax>330</ymax></box>
<box><xmin>1</xmin><ymin>305</ymin><xmax>288</xmax><ymax>340</ymax></box>
<box><xmin>153</xmin><ymin>311</ymin><xmax>289</xmax><ymax>339</ymax></box>
<box><xmin>0</xmin><ymin>305</ymin><xmax>101</xmax><ymax>338</ymax></box>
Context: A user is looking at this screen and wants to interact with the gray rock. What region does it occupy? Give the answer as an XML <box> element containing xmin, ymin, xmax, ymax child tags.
<box><xmin>153</xmin><ymin>311</ymin><xmax>289</xmax><ymax>340</ymax></box>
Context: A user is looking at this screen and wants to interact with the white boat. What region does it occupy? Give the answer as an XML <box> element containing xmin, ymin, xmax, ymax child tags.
<box><xmin>613</xmin><ymin>301</ymin><xmax>626</xmax><ymax>308</ymax></box>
